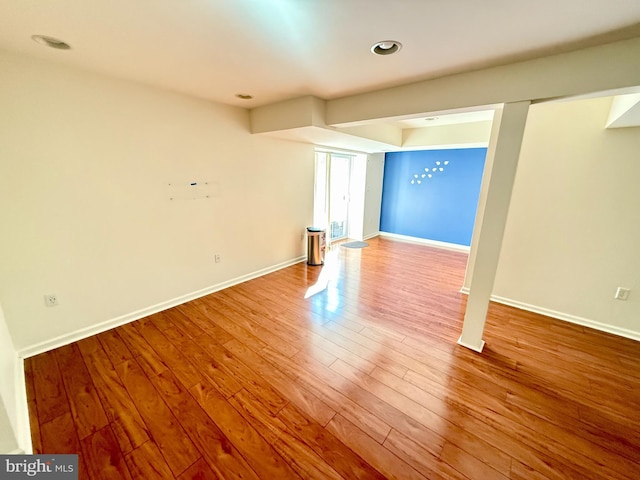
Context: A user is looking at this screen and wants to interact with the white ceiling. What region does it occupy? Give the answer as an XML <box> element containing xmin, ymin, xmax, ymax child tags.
<box><xmin>1</xmin><ymin>0</ymin><xmax>640</xmax><ymax>111</ymax></box>
<box><xmin>391</xmin><ymin>110</ymin><xmax>496</xmax><ymax>129</ymax></box>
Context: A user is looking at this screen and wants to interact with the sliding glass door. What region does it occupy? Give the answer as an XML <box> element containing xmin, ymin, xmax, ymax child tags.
<box><xmin>314</xmin><ymin>151</ymin><xmax>352</xmax><ymax>242</ymax></box>
<box><xmin>328</xmin><ymin>154</ymin><xmax>350</xmax><ymax>240</ymax></box>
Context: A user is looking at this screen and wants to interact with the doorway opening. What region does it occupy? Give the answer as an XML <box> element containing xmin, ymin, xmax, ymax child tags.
<box><xmin>314</xmin><ymin>151</ymin><xmax>353</xmax><ymax>242</ymax></box>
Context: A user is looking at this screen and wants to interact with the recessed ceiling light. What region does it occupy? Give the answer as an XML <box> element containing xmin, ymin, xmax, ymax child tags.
<box><xmin>371</xmin><ymin>40</ymin><xmax>402</xmax><ymax>56</ymax></box>
<box><xmin>235</xmin><ymin>93</ymin><xmax>253</xmax><ymax>100</ymax></box>
<box><xmin>425</xmin><ymin>117</ymin><xmax>439</xmax><ymax>121</ymax></box>
<box><xmin>31</xmin><ymin>35</ymin><xmax>71</xmax><ymax>50</ymax></box>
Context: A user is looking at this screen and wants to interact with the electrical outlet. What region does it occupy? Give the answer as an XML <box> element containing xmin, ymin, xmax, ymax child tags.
<box><xmin>214</xmin><ymin>254</ymin><xmax>221</xmax><ymax>263</ymax></box>
<box><xmin>44</xmin><ymin>294</ymin><xmax>58</xmax><ymax>307</ymax></box>
<box><xmin>614</xmin><ymin>287</ymin><xmax>630</xmax><ymax>301</ymax></box>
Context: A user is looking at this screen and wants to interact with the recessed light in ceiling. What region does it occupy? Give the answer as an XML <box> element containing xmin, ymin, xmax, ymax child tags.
<box><xmin>371</xmin><ymin>40</ymin><xmax>402</xmax><ymax>56</ymax></box>
<box><xmin>235</xmin><ymin>93</ymin><xmax>253</xmax><ymax>100</ymax></box>
<box><xmin>425</xmin><ymin>117</ymin><xmax>439</xmax><ymax>121</ymax></box>
<box><xmin>31</xmin><ymin>35</ymin><xmax>71</xmax><ymax>50</ymax></box>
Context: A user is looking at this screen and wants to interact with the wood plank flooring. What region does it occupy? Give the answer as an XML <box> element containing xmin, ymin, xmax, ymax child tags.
<box><xmin>25</xmin><ymin>237</ymin><xmax>640</xmax><ymax>479</ymax></box>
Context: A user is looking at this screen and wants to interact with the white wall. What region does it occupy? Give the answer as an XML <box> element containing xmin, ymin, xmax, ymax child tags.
<box><xmin>402</xmin><ymin>121</ymin><xmax>492</xmax><ymax>149</ymax></box>
<box><xmin>0</xmin><ymin>50</ymin><xmax>314</xmax><ymax>352</ymax></box>
<box><xmin>493</xmin><ymin>97</ymin><xmax>640</xmax><ymax>337</ymax></box>
<box><xmin>363</xmin><ymin>153</ymin><xmax>385</xmax><ymax>239</ymax></box>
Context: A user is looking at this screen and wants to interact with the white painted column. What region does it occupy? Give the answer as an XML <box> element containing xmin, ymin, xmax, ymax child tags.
<box><xmin>458</xmin><ymin>101</ymin><xmax>530</xmax><ymax>352</ymax></box>
<box><xmin>0</xmin><ymin>302</ymin><xmax>21</xmax><ymax>453</ymax></box>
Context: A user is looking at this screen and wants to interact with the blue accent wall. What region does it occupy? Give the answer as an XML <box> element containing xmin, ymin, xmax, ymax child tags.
<box><xmin>380</xmin><ymin>148</ymin><xmax>486</xmax><ymax>246</ymax></box>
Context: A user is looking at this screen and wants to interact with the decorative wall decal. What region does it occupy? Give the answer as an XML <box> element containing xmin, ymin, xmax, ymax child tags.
<box><xmin>410</xmin><ymin>158</ymin><xmax>453</xmax><ymax>185</ymax></box>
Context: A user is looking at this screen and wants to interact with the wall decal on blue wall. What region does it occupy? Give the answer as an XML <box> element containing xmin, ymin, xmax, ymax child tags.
<box><xmin>380</xmin><ymin>148</ymin><xmax>486</xmax><ymax>246</ymax></box>
<box><xmin>411</xmin><ymin>158</ymin><xmax>451</xmax><ymax>183</ymax></box>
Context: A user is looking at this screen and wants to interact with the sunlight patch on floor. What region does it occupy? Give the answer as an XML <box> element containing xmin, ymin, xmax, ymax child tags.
<box><xmin>304</xmin><ymin>249</ymin><xmax>340</xmax><ymax>301</ymax></box>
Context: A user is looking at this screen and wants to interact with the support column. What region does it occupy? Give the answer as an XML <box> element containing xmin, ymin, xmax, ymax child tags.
<box><xmin>458</xmin><ymin>101</ymin><xmax>530</xmax><ymax>352</ymax></box>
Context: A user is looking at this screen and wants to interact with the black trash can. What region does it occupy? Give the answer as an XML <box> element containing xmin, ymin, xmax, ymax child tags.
<box><xmin>306</xmin><ymin>227</ymin><xmax>326</xmax><ymax>266</ymax></box>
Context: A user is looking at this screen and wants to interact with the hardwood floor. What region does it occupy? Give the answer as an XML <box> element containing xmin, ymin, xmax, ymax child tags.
<box><xmin>25</xmin><ymin>237</ymin><xmax>640</xmax><ymax>479</ymax></box>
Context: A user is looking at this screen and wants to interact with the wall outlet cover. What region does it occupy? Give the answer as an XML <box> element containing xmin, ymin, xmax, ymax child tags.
<box><xmin>614</xmin><ymin>287</ymin><xmax>630</xmax><ymax>301</ymax></box>
<box><xmin>44</xmin><ymin>294</ymin><xmax>58</xmax><ymax>306</ymax></box>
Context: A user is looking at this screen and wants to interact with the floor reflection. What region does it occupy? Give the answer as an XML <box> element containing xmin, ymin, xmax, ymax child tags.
<box><xmin>304</xmin><ymin>248</ymin><xmax>340</xmax><ymax>301</ymax></box>
<box><xmin>303</xmin><ymin>242</ymin><xmax>367</xmax><ymax>328</ymax></box>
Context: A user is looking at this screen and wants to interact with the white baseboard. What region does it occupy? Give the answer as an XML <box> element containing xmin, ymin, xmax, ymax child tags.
<box><xmin>363</xmin><ymin>232</ymin><xmax>380</xmax><ymax>241</ymax></box>
<box><xmin>379</xmin><ymin>232</ymin><xmax>470</xmax><ymax>253</ymax></box>
<box><xmin>457</xmin><ymin>336</ymin><xmax>485</xmax><ymax>353</ymax></box>
<box><xmin>14</xmin><ymin>359</ymin><xmax>31</xmax><ymax>454</ymax></box>
<box><xmin>14</xmin><ymin>255</ymin><xmax>307</xmax><ymax>455</ymax></box>
<box><xmin>18</xmin><ymin>255</ymin><xmax>306</xmax><ymax>359</ymax></box>
<box><xmin>459</xmin><ymin>287</ymin><xmax>640</xmax><ymax>342</ymax></box>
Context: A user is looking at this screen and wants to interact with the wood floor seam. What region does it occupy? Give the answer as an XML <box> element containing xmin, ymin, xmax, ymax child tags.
<box><xmin>24</xmin><ymin>237</ymin><xmax>640</xmax><ymax>479</ymax></box>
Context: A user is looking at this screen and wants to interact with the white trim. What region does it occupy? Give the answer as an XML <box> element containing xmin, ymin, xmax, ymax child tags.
<box><xmin>13</xmin><ymin>255</ymin><xmax>305</xmax><ymax>457</ymax></box>
<box><xmin>363</xmin><ymin>232</ymin><xmax>380</xmax><ymax>241</ymax></box>
<box><xmin>18</xmin><ymin>255</ymin><xmax>306</xmax><ymax>359</ymax></box>
<box><xmin>379</xmin><ymin>232</ymin><xmax>470</xmax><ymax>253</ymax></box>
<box><xmin>315</xmin><ymin>146</ymin><xmax>369</xmax><ymax>156</ymax></box>
<box><xmin>457</xmin><ymin>336</ymin><xmax>485</xmax><ymax>353</ymax></box>
<box><xmin>395</xmin><ymin>142</ymin><xmax>489</xmax><ymax>152</ymax></box>
<box><xmin>14</xmin><ymin>358</ymin><xmax>31</xmax><ymax>454</ymax></box>
<box><xmin>459</xmin><ymin>288</ymin><xmax>640</xmax><ymax>342</ymax></box>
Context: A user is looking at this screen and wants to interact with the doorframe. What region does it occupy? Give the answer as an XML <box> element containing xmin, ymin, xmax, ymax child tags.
<box><xmin>314</xmin><ymin>149</ymin><xmax>358</xmax><ymax>245</ymax></box>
